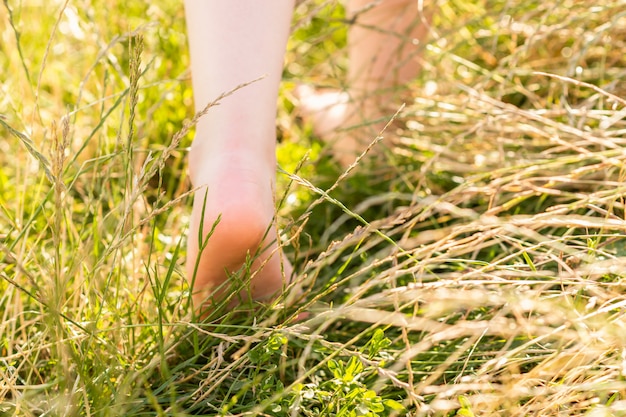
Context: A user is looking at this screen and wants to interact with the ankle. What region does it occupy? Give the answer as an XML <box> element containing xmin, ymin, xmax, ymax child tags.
<box><xmin>189</xmin><ymin>148</ymin><xmax>275</xmax><ymax>189</ymax></box>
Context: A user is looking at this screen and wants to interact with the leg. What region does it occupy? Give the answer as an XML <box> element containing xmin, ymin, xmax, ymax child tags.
<box><xmin>298</xmin><ymin>0</ymin><xmax>430</xmax><ymax>167</ymax></box>
<box><xmin>184</xmin><ymin>0</ymin><xmax>295</xmax><ymax>313</ymax></box>
<box><xmin>347</xmin><ymin>0</ymin><xmax>429</xmax><ymax>105</ymax></box>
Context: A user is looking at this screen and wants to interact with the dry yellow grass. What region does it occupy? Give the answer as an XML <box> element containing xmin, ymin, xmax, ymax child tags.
<box><xmin>2</xmin><ymin>0</ymin><xmax>626</xmax><ymax>415</ymax></box>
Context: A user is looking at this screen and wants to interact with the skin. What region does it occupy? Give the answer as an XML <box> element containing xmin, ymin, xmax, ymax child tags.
<box><xmin>183</xmin><ymin>0</ymin><xmax>429</xmax><ymax>315</ymax></box>
<box><xmin>184</xmin><ymin>0</ymin><xmax>295</xmax><ymax>312</ymax></box>
<box><xmin>299</xmin><ymin>0</ymin><xmax>432</xmax><ymax>166</ymax></box>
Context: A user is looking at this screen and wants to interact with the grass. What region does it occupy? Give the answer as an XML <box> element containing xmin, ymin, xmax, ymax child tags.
<box><xmin>2</xmin><ymin>0</ymin><xmax>626</xmax><ymax>415</ymax></box>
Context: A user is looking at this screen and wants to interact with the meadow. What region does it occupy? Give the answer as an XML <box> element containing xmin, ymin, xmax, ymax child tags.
<box><xmin>2</xmin><ymin>0</ymin><xmax>626</xmax><ymax>415</ymax></box>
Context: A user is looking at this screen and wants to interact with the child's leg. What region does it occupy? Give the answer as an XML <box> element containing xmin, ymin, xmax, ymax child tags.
<box><xmin>299</xmin><ymin>0</ymin><xmax>430</xmax><ymax>166</ymax></box>
<box><xmin>347</xmin><ymin>0</ymin><xmax>428</xmax><ymax>104</ymax></box>
<box><xmin>184</xmin><ymin>0</ymin><xmax>295</xmax><ymax>312</ymax></box>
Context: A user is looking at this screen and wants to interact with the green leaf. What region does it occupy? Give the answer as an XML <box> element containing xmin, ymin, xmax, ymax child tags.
<box><xmin>368</xmin><ymin>401</ymin><xmax>385</xmax><ymax>413</ymax></box>
<box><xmin>328</xmin><ymin>359</ymin><xmax>343</xmax><ymax>379</ymax></box>
<box><xmin>268</xmin><ymin>333</ymin><xmax>287</xmax><ymax>351</ymax></box>
<box><xmin>458</xmin><ymin>395</ymin><xmax>472</xmax><ymax>409</ymax></box>
<box><xmin>457</xmin><ymin>395</ymin><xmax>475</xmax><ymax>417</ymax></box>
<box><xmin>383</xmin><ymin>399</ymin><xmax>406</xmax><ymax>411</ymax></box>
<box><xmin>344</xmin><ymin>356</ymin><xmax>363</xmax><ymax>381</ymax></box>
<box><xmin>363</xmin><ymin>390</ymin><xmax>377</xmax><ymax>399</ymax></box>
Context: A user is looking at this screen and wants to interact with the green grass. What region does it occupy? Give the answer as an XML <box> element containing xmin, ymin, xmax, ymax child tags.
<box><xmin>2</xmin><ymin>0</ymin><xmax>626</xmax><ymax>416</ymax></box>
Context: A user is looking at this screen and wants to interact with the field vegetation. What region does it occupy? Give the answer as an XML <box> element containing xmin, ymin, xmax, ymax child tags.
<box><xmin>2</xmin><ymin>0</ymin><xmax>626</xmax><ymax>415</ymax></box>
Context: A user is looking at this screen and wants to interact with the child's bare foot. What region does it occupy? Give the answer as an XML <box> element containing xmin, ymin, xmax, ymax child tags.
<box><xmin>295</xmin><ymin>84</ymin><xmax>389</xmax><ymax>168</ymax></box>
<box><xmin>296</xmin><ymin>0</ymin><xmax>431</xmax><ymax>168</ymax></box>
<box><xmin>186</xmin><ymin>145</ymin><xmax>293</xmax><ymax>314</ymax></box>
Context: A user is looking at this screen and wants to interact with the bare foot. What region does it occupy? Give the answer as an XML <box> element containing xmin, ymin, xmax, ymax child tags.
<box><xmin>295</xmin><ymin>85</ymin><xmax>376</xmax><ymax>168</ymax></box>
<box><xmin>295</xmin><ymin>85</ymin><xmax>391</xmax><ymax>168</ymax></box>
<box><xmin>186</xmin><ymin>147</ymin><xmax>293</xmax><ymax>315</ymax></box>
<box><xmin>295</xmin><ymin>0</ymin><xmax>431</xmax><ymax>168</ymax></box>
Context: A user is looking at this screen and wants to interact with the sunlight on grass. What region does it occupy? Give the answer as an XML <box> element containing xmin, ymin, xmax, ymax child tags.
<box><xmin>2</xmin><ymin>0</ymin><xmax>626</xmax><ymax>416</ymax></box>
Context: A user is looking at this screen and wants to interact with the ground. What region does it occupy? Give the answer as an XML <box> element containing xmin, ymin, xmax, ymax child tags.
<box><xmin>1</xmin><ymin>1</ymin><xmax>626</xmax><ymax>416</ymax></box>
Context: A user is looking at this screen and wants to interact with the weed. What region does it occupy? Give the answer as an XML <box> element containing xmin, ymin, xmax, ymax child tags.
<box><xmin>2</xmin><ymin>0</ymin><xmax>626</xmax><ymax>416</ymax></box>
